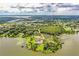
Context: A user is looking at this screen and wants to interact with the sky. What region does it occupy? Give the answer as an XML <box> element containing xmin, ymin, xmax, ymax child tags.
<box><xmin>0</xmin><ymin>0</ymin><xmax>79</xmax><ymax>15</ymax></box>
<box><xmin>0</xmin><ymin>0</ymin><xmax>79</xmax><ymax>3</ymax></box>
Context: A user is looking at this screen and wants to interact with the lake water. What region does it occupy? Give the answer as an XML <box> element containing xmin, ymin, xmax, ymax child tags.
<box><xmin>0</xmin><ymin>33</ymin><xmax>79</xmax><ymax>56</ymax></box>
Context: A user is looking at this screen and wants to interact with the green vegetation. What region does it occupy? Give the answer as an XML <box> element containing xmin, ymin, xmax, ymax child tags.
<box><xmin>25</xmin><ymin>35</ymin><xmax>62</xmax><ymax>53</ymax></box>
<box><xmin>0</xmin><ymin>20</ymin><xmax>76</xmax><ymax>53</ymax></box>
<box><xmin>40</xmin><ymin>25</ymin><xmax>65</xmax><ymax>35</ymax></box>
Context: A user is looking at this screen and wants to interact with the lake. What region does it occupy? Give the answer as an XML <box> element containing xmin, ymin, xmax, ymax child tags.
<box><xmin>0</xmin><ymin>33</ymin><xmax>79</xmax><ymax>56</ymax></box>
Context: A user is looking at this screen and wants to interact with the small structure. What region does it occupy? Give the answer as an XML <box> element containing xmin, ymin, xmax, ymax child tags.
<box><xmin>0</xmin><ymin>25</ymin><xmax>4</xmax><ymax>28</ymax></box>
<box><xmin>34</xmin><ymin>36</ymin><xmax>44</xmax><ymax>44</ymax></box>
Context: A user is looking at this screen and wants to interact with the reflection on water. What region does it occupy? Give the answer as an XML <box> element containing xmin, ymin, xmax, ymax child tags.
<box><xmin>0</xmin><ymin>33</ymin><xmax>79</xmax><ymax>56</ymax></box>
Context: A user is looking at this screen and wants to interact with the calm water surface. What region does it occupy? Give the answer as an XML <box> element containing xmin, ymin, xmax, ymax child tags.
<box><xmin>0</xmin><ymin>33</ymin><xmax>79</xmax><ymax>56</ymax></box>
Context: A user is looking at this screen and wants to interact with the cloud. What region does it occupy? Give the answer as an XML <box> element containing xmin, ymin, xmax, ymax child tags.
<box><xmin>0</xmin><ymin>3</ymin><xmax>79</xmax><ymax>15</ymax></box>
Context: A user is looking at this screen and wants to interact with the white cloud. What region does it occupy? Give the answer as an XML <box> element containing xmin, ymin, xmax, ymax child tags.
<box><xmin>0</xmin><ymin>0</ymin><xmax>79</xmax><ymax>3</ymax></box>
<box><xmin>0</xmin><ymin>3</ymin><xmax>79</xmax><ymax>15</ymax></box>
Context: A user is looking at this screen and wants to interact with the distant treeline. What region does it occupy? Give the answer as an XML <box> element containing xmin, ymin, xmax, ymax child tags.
<box><xmin>30</xmin><ymin>15</ymin><xmax>79</xmax><ymax>20</ymax></box>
